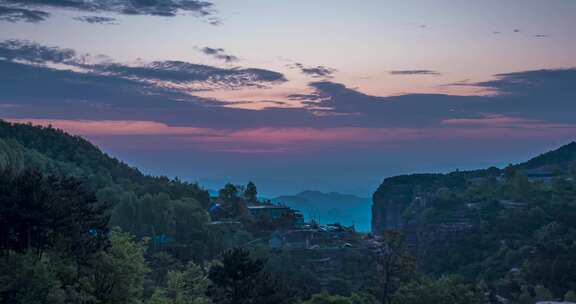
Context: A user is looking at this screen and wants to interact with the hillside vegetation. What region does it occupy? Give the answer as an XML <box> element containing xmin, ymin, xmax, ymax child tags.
<box><xmin>372</xmin><ymin>142</ymin><xmax>576</xmax><ymax>302</ymax></box>
<box><xmin>2</xmin><ymin>120</ymin><xmax>576</xmax><ymax>303</ymax></box>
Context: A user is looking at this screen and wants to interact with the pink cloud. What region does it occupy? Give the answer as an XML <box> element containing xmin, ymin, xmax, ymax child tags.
<box><xmin>441</xmin><ymin>114</ymin><xmax>542</xmax><ymax>126</ymax></box>
<box><xmin>7</xmin><ymin>118</ymin><xmax>576</xmax><ymax>154</ymax></box>
<box><xmin>6</xmin><ymin>119</ymin><xmax>207</xmax><ymax>136</ymax></box>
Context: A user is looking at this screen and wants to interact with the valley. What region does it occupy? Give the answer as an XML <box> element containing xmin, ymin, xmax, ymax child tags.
<box><xmin>1</xmin><ymin>120</ymin><xmax>576</xmax><ymax>304</ymax></box>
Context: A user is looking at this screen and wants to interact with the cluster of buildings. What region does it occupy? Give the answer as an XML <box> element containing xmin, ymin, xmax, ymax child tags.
<box><xmin>207</xmin><ymin>198</ymin><xmax>360</xmax><ymax>251</ymax></box>
<box><xmin>247</xmin><ymin>205</ymin><xmax>304</xmax><ymax>228</ymax></box>
<box><xmin>246</xmin><ymin>204</ymin><xmax>359</xmax><ymax>250</ymax></box>
<box><xmin>267</xmin><ymin>224</ymin><xmax>357</xmax><ymax>250</ymax></box>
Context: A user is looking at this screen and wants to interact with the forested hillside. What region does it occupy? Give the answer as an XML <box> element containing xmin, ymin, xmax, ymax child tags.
<box><xmin>0</xmin><ymin>120</ymin><xmax>304</xmax><ymax>303</ymax></box>
<box><xmin>0</xmin><ymin>120</ymin><xmax>220</xmax><ymax>259</ymax></box>
<box><xmin>372</xmin><ymin>142</ymin><xmax>576</xmax><ymax>303</ymax></box>
<box><xmin>0</xmin><ymin>120</ymin><xmax>210</xmax><ymax>205</ymax></box>
<box><xmin>3</xmin><ymin>120</ymin><xmax>576</xmax><ymax>304</ymax></box>
<box><xmin>0</xmin><ymin>121</ymin><xmax>380</xmax><ymax>304</ymax></box>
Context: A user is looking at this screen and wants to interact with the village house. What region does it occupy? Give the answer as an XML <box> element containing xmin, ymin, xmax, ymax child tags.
<box><xmin>248</xmin><ymin>205</ymin><xmax>304</xmax><ymax>228</ymax></box>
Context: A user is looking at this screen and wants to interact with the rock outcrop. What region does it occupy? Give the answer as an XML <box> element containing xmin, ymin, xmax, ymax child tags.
<box><xmin>371</xmin><ymin>173</ymin><xmax>450</xmax><ymax>235</ymax></box>
<box><xmin>371</xmin><ymin>183</ymin><xmax>413</xmax><ymax>233</ymax></box>
<box><xmin>371</xmin><ymin>141</ymin><xmax>576</xmax><ymax>273</ymax></box>
<box><xmin>371</xmin><ymin>172</ymin><xmax>482</xmax><ymax>272</ymax></box>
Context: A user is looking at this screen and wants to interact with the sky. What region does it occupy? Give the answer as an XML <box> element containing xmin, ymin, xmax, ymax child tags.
<box><xmin>1</xmin><ymin>0</ymin><xmax>576</xmax><ymax>196</ymax></box>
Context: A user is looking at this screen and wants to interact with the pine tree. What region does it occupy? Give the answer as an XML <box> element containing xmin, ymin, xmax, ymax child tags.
<box><xmin>207</xmin><ymin>248</ymin><xmax>294</xmax><ymax>304</ymax></box>
<box><xmin>244</xmin><ymin>182</ymin><xmax>258</xmax><ymax>204</ymax></box>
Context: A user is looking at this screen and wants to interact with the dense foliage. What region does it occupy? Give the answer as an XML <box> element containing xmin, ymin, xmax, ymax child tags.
<box><xmin>0</xmin><ymin>169</ymin><xmax>148</xmax><ymax>304</ymax></box>
<box><xmin>373</xmin><ymin>142</ymin><xmax>576</xmax><ymax>303</ymax></box>
<box><xmin>3</xmin><ymin>120</ymin><xmax>576</xmax><ymax>303</ymax></box>
<box><xmin>0</xmin><ymin>121</ymin><xmax>238</xmax><ymax>261</ymax></box>
<box><xmin>0</xmin><ymin>170</ymin><xmax>109</xmax><ymax>257</ymax></box>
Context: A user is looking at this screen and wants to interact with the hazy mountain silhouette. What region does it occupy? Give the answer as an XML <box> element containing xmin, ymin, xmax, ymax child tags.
<box><xmin>272</xmin><ymin>190</ymin><xmax>371</xmax><ymax>231</ymax></box>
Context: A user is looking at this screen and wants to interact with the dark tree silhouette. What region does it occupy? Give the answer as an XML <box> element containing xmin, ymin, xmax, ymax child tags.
<box><xmin>0</xmin><ymin>170</ymin><xmax>110</xmax><ymax>258</ymax></box>
<box><xmin>244</xmin><ymin>181</ymin><xmax>258</xmax><ymax>204</ymax></box>
<box><xmin>208</xmin><ymin>247</ymin><xmax>294</xmax><ymax>304</ymax></box>
<box><xmin>376</xmin><ymin>231</ymin><xmax>416</xmax><ymax>304</ymax></box>
<box><xmin>219</xmin><ymin>183</ymin><xmax>239</xmax><ymax>202</ymax></box>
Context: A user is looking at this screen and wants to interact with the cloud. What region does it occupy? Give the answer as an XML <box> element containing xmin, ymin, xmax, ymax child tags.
<box><xmin>0</xmin><ymin>40</ymin><xmax>286</xmax><ymax>94</ymax></box>
<box><xmin>199</xmin><ymin>47</ymin><xmax>239</xmax><ymax>63</ymax></box>
<box><xmin>407</xmin><ymin>23</ymin><xmax>429</xmax><ymax>30</ymax></box>
<box><xmin>293</xmin><ymin>81</ymin><xmax>484</xmax><ymax>128</ymax></box>
<box><xmin>92</xmin><ymin>61</ymin><xmax>285</xmax><ymax>88</ymax></box>
<box><xmin>442</xmin><ymin>114</ymin><xmax>545</xmax><ymax>127</ymax></box>
<box><xmin>74</xmin><ymin>16</ymin><xmax>117</xmax><ymax>24</ymax></box>
<box><xmin>0</xmin><ymin>56</ymin><xmax>302</xmax><ymax>129</ymax></box>
<box><xmin>473</xmin><ymin>69</ymin><xmax>576</xmax><ymax>97</ymax></box>
<box><xmin>290</xmin><ymin>68</ymin><xmax>576</xmax><ymax>128</ymax></box>
<box><xmin>0</xmin><ymin>39</ymin><xmax>298</xmax><ymax>131</ymax></box>
<box><xmin>0</xmin><ymin>0</ymin><xmax>215</xmax><ymax>23</ymax></box>
<box><xmin>2</xmin><ymin>39</ymin><xmax>576</xmax><ymax>142</ymax></box>
<box><xmin>0</xmin><ymin>39</ymin><xmax>77</xmax><ymax>63</ymax></box>
<box><xmin>0</xmin><ymin>5</ymin><xmax>50</xmax><ymax>23</ymax></box>
<box><xmin>229</xmin><ymin>67</ymin><xmax>572</xmax><ymax>128</ymax></box>
<box><xmin>301</xmin><ymin>66</ymin><xmax>337</xmax><ymax>78</ymax></box>
<box><xmin>3</xmin><ymin>63</ymin><xmax>576</xmax><ymax>155</ymax></box>
<box><xmin>288</xmin><ymin>63</ymin><xmax>337</xmax><ymax>79</ymax></box>
<box><xmin>389</xmin><ymin>69</ymin><xmax>441</xmax><ymax>76</ymax></box>
<box><xmin>8</xmin><ymin>118</ymin><xmax>576</xmax><ymax>155</ymax></box>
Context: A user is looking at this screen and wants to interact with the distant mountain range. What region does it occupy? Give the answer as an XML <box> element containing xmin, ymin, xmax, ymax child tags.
<box><xmin>272</xmin><ymin>190</ymin><xmax>371</xmax><ymax>231</ymax></box>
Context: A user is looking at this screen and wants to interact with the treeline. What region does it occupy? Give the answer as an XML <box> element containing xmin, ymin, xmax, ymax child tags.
<box><xmin>0</xmin><ymin>120</ymin><xmax>210</xmax><ymax>205</ymax></box>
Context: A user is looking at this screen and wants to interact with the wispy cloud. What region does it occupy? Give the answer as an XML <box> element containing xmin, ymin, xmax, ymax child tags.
<box><xmin>442</xmin><ymin>114</ymin><xmax>544</xmax><ymax>127</ymax></box>
<box><xmin>0</xmin><ymin>40</ymin><xmax>285</xmax><ymax>94</ymax></box>
<box><xmin>74</xmin><ymin>16</ymin><xmax>117</xmax><ymax>24</ymax></box>
<box><xmin>0</xmin><ymin>5</ymin><xmax>49</xmax><ymax>23</ymax></box>
<box><xmin>198</xmin><ymin>47</ymin><xmax>239</xmax><ymax>63</ymax></box>
<box><xmin>389</xmin><ymin>69</ymin><xmax>441</xmax><ymax>76</ymax></box>
<box><xmin>0</xmin><ymin>39</ymin><xmax>77</xmax><ymax>63</ymax></box>
<box><xmin>0</xmin><ymin>0</ymin><xmax>216</xmax><ymax>23</ymax></box>
<box><xmin>288</xmin><ymin>63</ymin><xmax>337</xmax><ymax>79</ymax></box>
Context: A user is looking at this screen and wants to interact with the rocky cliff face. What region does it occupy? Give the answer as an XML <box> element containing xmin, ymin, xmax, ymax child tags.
<box><xmin>371</xmin><ymin>184</ymin><xmax>414</xmax><ymax>233</ymax></box>
<box><xmin>371</xmin><ymin>174</ymin><xmax>448</xmax><ymax>235</ymax></box>
<box><xmin>371</xmin><ymin>142</ymin><xmax>576</xmax><ymax>237</ymax></box>
<box><xmin>371</xmin><ymin>142</ymin><xmax>576</xmax><ymax>250</ymax></box>
<box><xmin>371</xmin><ymin>173</ymin><xmax>481</xmax><ymax>272</ymax></box>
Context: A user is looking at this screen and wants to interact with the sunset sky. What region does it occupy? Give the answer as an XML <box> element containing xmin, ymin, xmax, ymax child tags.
<box><xmin>1</xmin><ymin>0</ymin><xmax>576</xmax><ymax>195</ymax></box>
